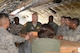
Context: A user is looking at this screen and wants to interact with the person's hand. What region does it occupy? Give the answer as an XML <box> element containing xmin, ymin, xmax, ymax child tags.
<box><xmin>19</xmin><ymin>34</ymin><xmax>26</xmax><ymax>37</ymax></box>
<box><xmin>26</xmin><ymin>32</ymin><xmax>34</xmax><ymax>40</ymax></box>
<box><xmin>58</xmin><ymin>35</ymin><xmax>63</xmax><ymax>40</ymax></box>
<box><xmin>25</xmin><ymin>35</ymin><xmax>30</xmax><ymax>40</ymax></box>
<box><xmin>27</xmin><ymin>32</ymin><xmax>33</xmax><ymax>36</ymax></box>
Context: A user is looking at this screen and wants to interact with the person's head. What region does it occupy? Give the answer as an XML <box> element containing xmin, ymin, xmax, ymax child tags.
<box><xmin>14</xmin><ymin>17</ymin><xmax>19</xmax><ymax>25</ymax></box>
<box><xmin>0</xmin><ymin>13</ymin><xmax>9</xmax><ymax>29</ymax></box>
<box><xmin>61</xmin><ymin>16</ymin><xmax>66</xmax><ymax>25</ymax></box>
<box><xmin>49</xmin><ymin>15</ymin><xmax>53</xmax><ymax>22</ymax></box>
<box><xmin>70</xmin><ymin>18</ymin><xmax>79</xmax><ymax>30</ymax></box>
<box><xmin>32</xmin><ymin>12</ymin><xmax>38</xmax><ymax>23</ymax></box>
<box><xmin>65</xmin><ymin>17</ymin><xmax>71</xmax><ymax>26</ymax></box>
<box><xmin>38</xmin><ymin>24</ymin><xmax>54</xmax><ymax>38</ymax></box>
<box><xmin>68</xmin><ymin>19</ymin><xmax>73</xmax><ymax>29</ymax></box>
<box><xmin>42</xmin><ymin>24</ymin><xmax>54</xmax><ymax>31</ymax></box>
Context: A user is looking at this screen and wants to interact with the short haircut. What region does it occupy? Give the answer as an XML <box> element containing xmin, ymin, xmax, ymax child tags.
<box><xmin>72</xmin><ymin>18</ymin><xmax>79</xmax><ymax>26</ymax></box>
<box><xmin>38</xmin><ymin>24</ymin><xmax>54</xmax><ymax>38</ymax></box>
<box><xmin>14</xmin><ymin>17</ymin><xmax>19</xmax><ymax>19</ymax></box>
<box><xmin>61</xmin><ymin>16</ymin><xmax>66</xmax><ymax>19</ymax></box>
<box><xmin>65</xmin><ymin>17</ymin><xmax>71</xmax><ymax>20</ymax></box>
<box><xmin>42</xmin><ymin>24</ymin><xmax>54</xmax><ymax>31</ymax></box>
<box><xmin>0</xmin><ymin>13</ymin><xmax>9</xmax><ymax>19</ymax></box>
<box><xmin>32</xmin><ymin>12</ymin><xmax>38</xmax><ymax>15</ymax></box>
<box><xmin>49</xmin><ymin>15</ymin><xmax>53</xmax><ymax>19</ymax></box>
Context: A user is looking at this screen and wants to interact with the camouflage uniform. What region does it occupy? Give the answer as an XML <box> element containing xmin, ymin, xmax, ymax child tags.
<box><xmin>63</xmin><ymin>25</ymin><xmax>80</xmax><ymax>42</ymax></box>
<box><xmin>57</xmin><ymin>25</ymin><xmax>69</xmax><ymax>36</ymax></box>
<box><xmin>9</xmin><ymin>23</ymin><xmax>23</xmax><ymax>35</ymax></box>
<box><xmin>0</xmin><ymin>27</ymin><xmax>25</xmax><ymax>53</ymax></box>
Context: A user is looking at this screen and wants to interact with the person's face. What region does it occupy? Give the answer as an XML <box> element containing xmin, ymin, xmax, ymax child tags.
<box><xmin>61</xmin><ymin>18</ymin><xmax>65</xmax><ymax>25</ymax></box>
<box><xmin>49</xmin><ymin>18</ymin><xmax>53</xmax><ymax>22</ymax></box>
<box><xmin>65</xmin><ymin>19</ymin><xmax>70</xmax><ymax>26</ymax></box>
<box><xmin>69</xmin><ymin>20</ymin><xmax>73</xmax><ymax>29</ymax></box>
<box><xmin>32</xmin><ymin>14</ymin><xmax>38</xmax><ymax>23</ymax></box>
<box><xmin>14</xmin><ymin>18</ymin><xmax>19</xmax><ymax>24</ymax></box>
<box><xmin>70</xmin><ymin>21</ymin><xmax>76</xmax><ymax>30</ymax></box>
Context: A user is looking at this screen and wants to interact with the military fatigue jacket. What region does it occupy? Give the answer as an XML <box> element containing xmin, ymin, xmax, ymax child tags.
<box><xmin>57</xmin><ymin>25</ymin><xmax>69</xmax><ymax>36</ymax></box>
<box><xmin>21</xmin><ymin>22</ymin><xmax>42</xmax><ymax>34</ymax></box>
<box><xmin>63</xmin><ymin>25</ymin><xmax>80</xmax><ymax>42</ymax></box>
<box><xmin>9</xmin><ymin>23</ymin><xmax>23</xmax><ymax>35</ymax></box>
<box><xmin>0</xmin><ymin>27</ymin><xmax>25</xmax><ymax>53</ymax></box>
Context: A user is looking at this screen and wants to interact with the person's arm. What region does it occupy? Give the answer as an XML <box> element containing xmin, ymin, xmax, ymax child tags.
<box><xmin>5</xmin><ymin>35</ymin><xmax>18</xmax><ymax>53</ymax></box>
<box><xmin>63</xmin><ymin>36</ymin><xmax>69</xmax><ymax>40</ymax></box>
<box><xmin>63</xmin><ymin>29</ymin><xmax>80</xmax><ymax>42</ymax></box>
<box><xmin>63</xmin><ymin>35</ymin><xmax>80</xmax><ymax>42</ymax></box>
<box><xmin>20</xmin><ymin>22</ymin><xmax>31</xmax><ymax>34</ymax></box>
<box><xmin>12</xmin><ymin>35</ymin><xmax>25</xmax><ymax>43</ymax></box>
<box><xmin>56</xmin><ymin>26</ymin><xmax>61</xmax><ymax>36</ymax></box>
<box><xmin>4</xmin><ymin>33</ymin><xmax>29</xmax><ymax>53</ymax></box>
<box><xmin>12</xmin><ymin>34</ymin><xmax>30</xmax><ymax>43</ymax></box>
<box><xmin>63</xmin><ymin>30</ymin><xmax>73</xmax><ymax>40</ymax></box>
<box><xmin>20</xmin><ymin>24</ymin><xmax>27</xmax><ymax>34</ymax></box>
<box><xmin>74</xmin><ymin>34</ymin><xmax>80</xmax><ymax>42</ymax></box>
<box><xmin>67</xmin><ymin>32</ymin><xmax>80</xmax><ymax>42</ymax></box>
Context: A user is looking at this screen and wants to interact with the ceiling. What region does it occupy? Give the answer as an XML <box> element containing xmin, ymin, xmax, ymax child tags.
<box><xmin>0</xmin><ymin>0</ymin><xmax>80</xmax><ymax>25</ymax></box>
<box><xmin>0</xmin><ymin>0</ymin><xmax>80</xmax><ymax>13</ymax></box>
<box><xmin>14</xmin><ymin>1</ymin><xmax>80</xmax><ymax>25</ymax></box>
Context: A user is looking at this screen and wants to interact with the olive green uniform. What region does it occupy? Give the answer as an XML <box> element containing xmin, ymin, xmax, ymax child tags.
<box><xmin>21</xmin><ymin>22</ymin><xmax>42</xmax><ymax>34</ymax></box>
<box><xmin>32</xmin><ymin>38</ymin><xmax>61</xmax><ymax>53</ymax></box>
<box><xmin>48</xmin><ymin>22</ymin><xmax>58</xmax><ymax>35</ymax></box>
<box><xmin>9</xmin><ymin>23</ymin><xmax>23</xmax><ymax>35</ymax></box>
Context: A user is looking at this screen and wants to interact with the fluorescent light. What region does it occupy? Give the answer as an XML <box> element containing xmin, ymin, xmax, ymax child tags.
<box><xmin>78</xmin><ymin>47</ymin><xmax>80</xmax><ymax>53</ymax></box>
<box><xmin>10</xmin><ymin>7</ymin><xmax>25</xmax><ymax>15</ymax></box>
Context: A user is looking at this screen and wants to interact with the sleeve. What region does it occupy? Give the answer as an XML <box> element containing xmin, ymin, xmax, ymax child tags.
<box><xmin>69</xmin><ymin>30</ymin><xmax>80</xmax><ymax>42</ymax></box>
<box><xmin>73</xmin><ymin>28</ymin><xmax>80</xmax><ymax>42</ymax></box>
<box><xmin>63</xmin><ymin>36</ymin><xmax>69</xmax><ymax>40</ymax></box>
<box><xmin>5</xmin><ymin>35</ymin><xmax>19</xmax><ymax>53</ymax></box>
<box><xmin>63</xmin><ymin>35</ymin><xmax>80</xmax><ymax>42</ymax></box>
<box><xmin>26</xmin><ymin>22</ymin><xmax>30</xmax><ymax>32</ymax></box>
<box><xmin>63</xmin><ymin>31</ymin><xmax>73</xmax><ymax>41</ymax></box>
<box><xmin>38</xmin><ymin>22</ymin><xmax>42</xmax><ymax>31</ymax></box>
<box><xmin>74</xmin><ymin>34</ymin><xmax>80</xmax><ymax>42</ymax></box>
<box><xmin>12</xmin><ymin>35</ymin><xmax>25</xmax><ymax>43</ymax></box>
<box><xmin>56</xmin><ymin>27</ymin><xmax>61</xmax><ymax>35</ymax></box>
<box><xmin>20</xmin><ymin>22</ymin><xmax>30</xmax><ymax>34</ymax></box>
<box><xmin>55</xmin><ymin>24</ymin><xmax>58</xmax><ymax>33</ymax></box>
<box><xmin>20</xmin><ymin>26</ymin><xmax>27</xmax><ymax>34</ymax></box>
<box><xmin>63</xmin><ymin>29</ymin><xmax>80</xmax><ymax>42</ymax></box>
<box><xmin>20</xmin><ymin>23</ymin><xmax>27</xmax><ymax>34</ymax></box>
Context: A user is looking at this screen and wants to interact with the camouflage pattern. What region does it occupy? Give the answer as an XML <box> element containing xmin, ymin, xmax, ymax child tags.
<box><xmin>63</xmin><ymin>25</ymin><xmax>80</xmax><ymax>42</ymax></box>
<box><xmin>57</xmin><ymin>25</ymin><xmax>69</xmax><ymax>36</ymax></box>
<box><xmin>0</xmin><ymin>27</ymin><xmax>25</xmax><ymax>53</ymax></box>
<box><xmin>9</xmin><ymin>23</ymin><xmax>23</xmax><ymax>35</ymax></box>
